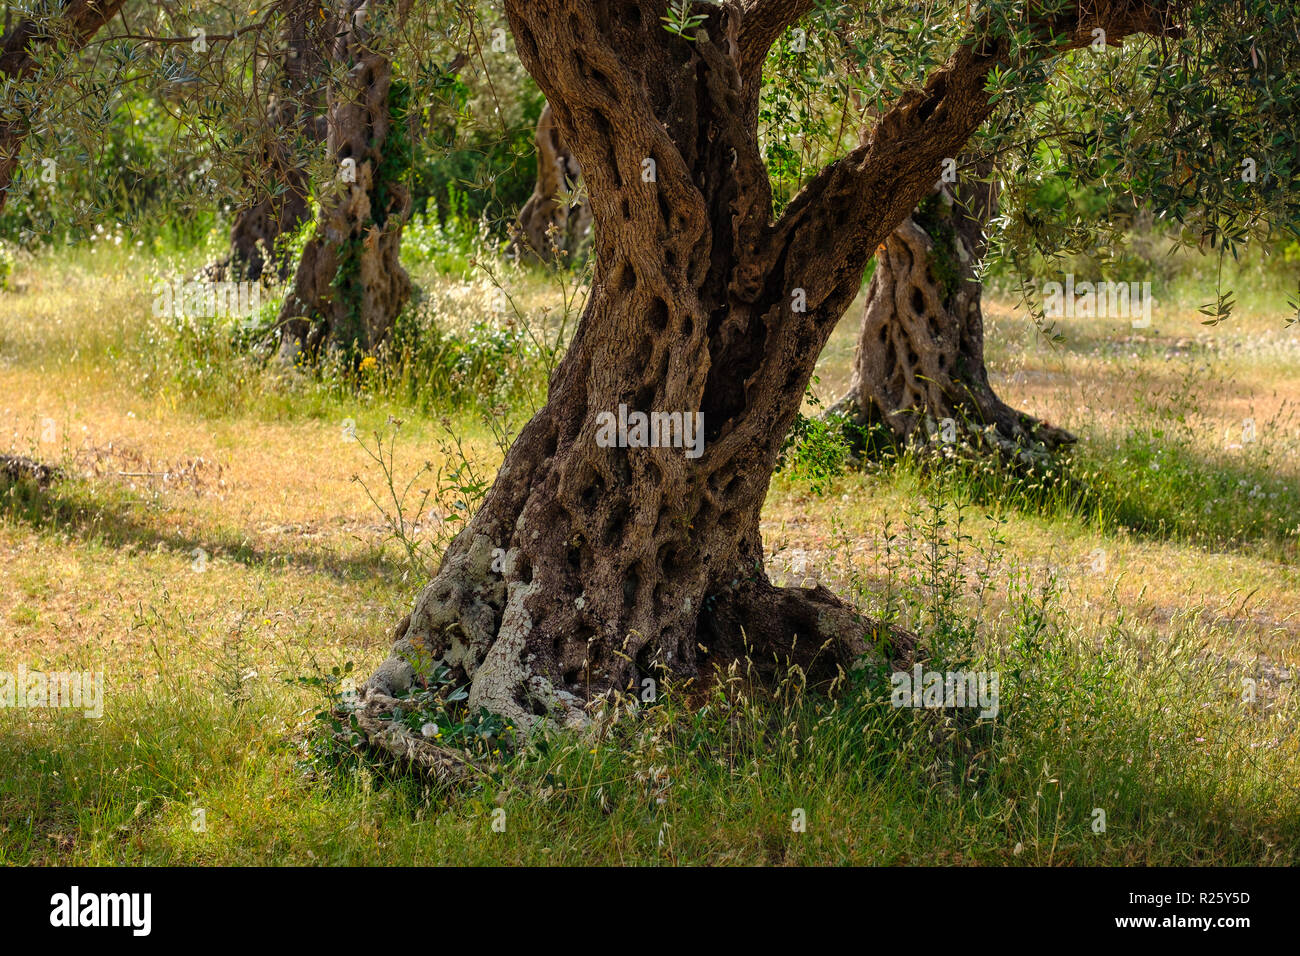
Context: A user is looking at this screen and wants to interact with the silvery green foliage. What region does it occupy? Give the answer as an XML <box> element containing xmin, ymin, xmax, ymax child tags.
<box><xmin>759</xmin><ymin>1</ymin><xmax>1299</xmax><ymax>327</ymax></box>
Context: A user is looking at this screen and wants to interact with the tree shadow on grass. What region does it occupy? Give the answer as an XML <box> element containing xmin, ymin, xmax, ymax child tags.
<box><xmin>893</xmin><ymin>434</ymin><xmax>1300</xmax><ymax>561</ymax></box>
<box><xmin>0</xmin><ymin>474</ymin><xmax>409</xmax><ymax>584</ymax></box>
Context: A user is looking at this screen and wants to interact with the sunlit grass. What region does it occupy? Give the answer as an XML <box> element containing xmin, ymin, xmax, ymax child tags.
<box><xmin>1</xmin><ymin>239</ymin><xmax>1298</xmax><ymax>864</ymax></box>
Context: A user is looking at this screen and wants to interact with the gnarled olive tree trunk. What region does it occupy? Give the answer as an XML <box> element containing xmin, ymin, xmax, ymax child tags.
<box><xmin>353</xmin><ymin>0</ymin><xmax>1176</xmax><ymax>776</ymax></box>
<box><xmin>828</xmin><ymin>173</ymin><xmax>1074</xmax><ymax>461</ymax></box>
<box><xmin>219</xmin><ymin>135</ymin><xmax>315</xmax><ymax>283</ymax></box>
<box><xmin>278</xmin><ymin>0</ymin><xmax>413</xmax><ymax>357</ymax></box>
<box><xmin>509</xmin><ymin>102</ymin><xmax>592</xmax><ymax>264</ymax></box>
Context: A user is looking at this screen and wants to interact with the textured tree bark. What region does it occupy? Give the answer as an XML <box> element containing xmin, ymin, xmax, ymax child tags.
<box><xmin>509</xmin><ymin>103</ymin><xmax>592</xmax><ymax>264</ymax></box>
<box><xmin>209</xmin><ymin>0</ymin><xmax>331</xmax><ymax>282</ymax></box>
<box><xmin>353</xmin><ymin>0</ymin><xmax>1180</xmax><ymax>775</ymax></box>
<box><xmin>828</xmin><ymin>175</ymin><xmax>1075</xmax><ymax>462</ymax></box>
<box><xmin>278</xmin><ymin>0</ymin><xmax>414</xmax><ymax>357</ymax></box>
<box><xmin>0</xmin><ymin>0</ymin><xmax>127</xmax><ymax>214</ymax></box>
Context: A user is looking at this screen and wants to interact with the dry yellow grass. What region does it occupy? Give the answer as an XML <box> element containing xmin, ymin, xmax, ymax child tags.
<box><xmin>4</xmin><ymin>252</ymin><xmax>1298</xmax><ymax>683</ymax></box>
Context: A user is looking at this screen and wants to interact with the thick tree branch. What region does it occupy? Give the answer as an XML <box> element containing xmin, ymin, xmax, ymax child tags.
<box><xmin>0</xmin><ymin>0</ymin><xmax>125</xmax><ymax>78</ymax></box>
<box><xmin>700</xmin><ymin>1</ymin><xmax>1182</xmax><ymax>469</ymax></box>
<box><xmin>758</xmin><ymin>0</ymin><xmax>1184</xmax><ymax>317</ymax></box>
<box><xmin>737</xmin><ymin>0</ymin><xmax>816</xmax><ymax>68</ymax></box>
<box><xmin>504</xmin><ymin>0</ymin><xmax>712</xmax><ymax>270</ymax></box>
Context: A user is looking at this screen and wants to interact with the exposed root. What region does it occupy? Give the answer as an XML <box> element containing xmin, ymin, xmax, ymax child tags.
<box><xmin>351</xmin><ymin>535</ymin><xmax>596</xmax><ymax>775</ymax></box>
<box><xmin>344</xmin><ymin>690</ymin><xmax>479</xmax><ymax>785</ymax></box>
<box><xmin>349</xmin><ymin>543</ymin><xmax>914</xmax><ymax>775</ymax></box>
<box><xmin>827</xmin><ymin>393</ymin><xmax>1075</xmax><ymax>469</ymax></box>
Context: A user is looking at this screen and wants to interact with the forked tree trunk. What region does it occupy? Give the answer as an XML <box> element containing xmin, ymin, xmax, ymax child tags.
<box><xmin>210</xmin><ymin>0</ymin><xmax>330</xmax><ymax>282</ymax></box>
<box><xmin>278</xmin><ymin>0</ymin><xmax>413</xmax><ymax>357</ymax></box>
<box><xmin>828</xmin><ymin>175</ymin><xmax>1074</xmax><ymax>461</ymax></box>
<box><xmin>352</xmin><ymin>0</ymin><xmax>1176</xmax><ymax>775</ymax></box>
<box><xmin>509</xmin><ymin>103</ymin><xmax>592</xmax><ymax>264</ymax></box>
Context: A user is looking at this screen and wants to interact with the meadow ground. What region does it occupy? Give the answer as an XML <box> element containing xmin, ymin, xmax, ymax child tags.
<box><xmin>1</xmin><ymin>235</ymin><xmax>1297</xmax><ymax>865</ymax></box>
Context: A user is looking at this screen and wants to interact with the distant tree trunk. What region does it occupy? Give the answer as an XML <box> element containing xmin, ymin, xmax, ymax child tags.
<box><xmin>827</xmin><ymin>172</ymin><xmax>1074</xmax><ymax>461</ymax></box>
<box><xmin>0</xmin><ymin>0</ymin><xmax>127</xmax><ymax>214</ymax></box>
<box><xmin>278</xmin><ymin>0</ymin><xmax>414</xmax><ymax>357</ymax></box>
<box><xmin>219</xmin><ymin>134</ymin><xmax>315</xmax><ymax>283</ymax></box>
<box><xmin>211</xmin><ymin>0</ymin><xmax>331</xmax><ymax>282</ymax></box>
<box><xmin>510</xmin><ymin>103</ymin><xmax>591</xmax><ymax>264</ymax></box>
